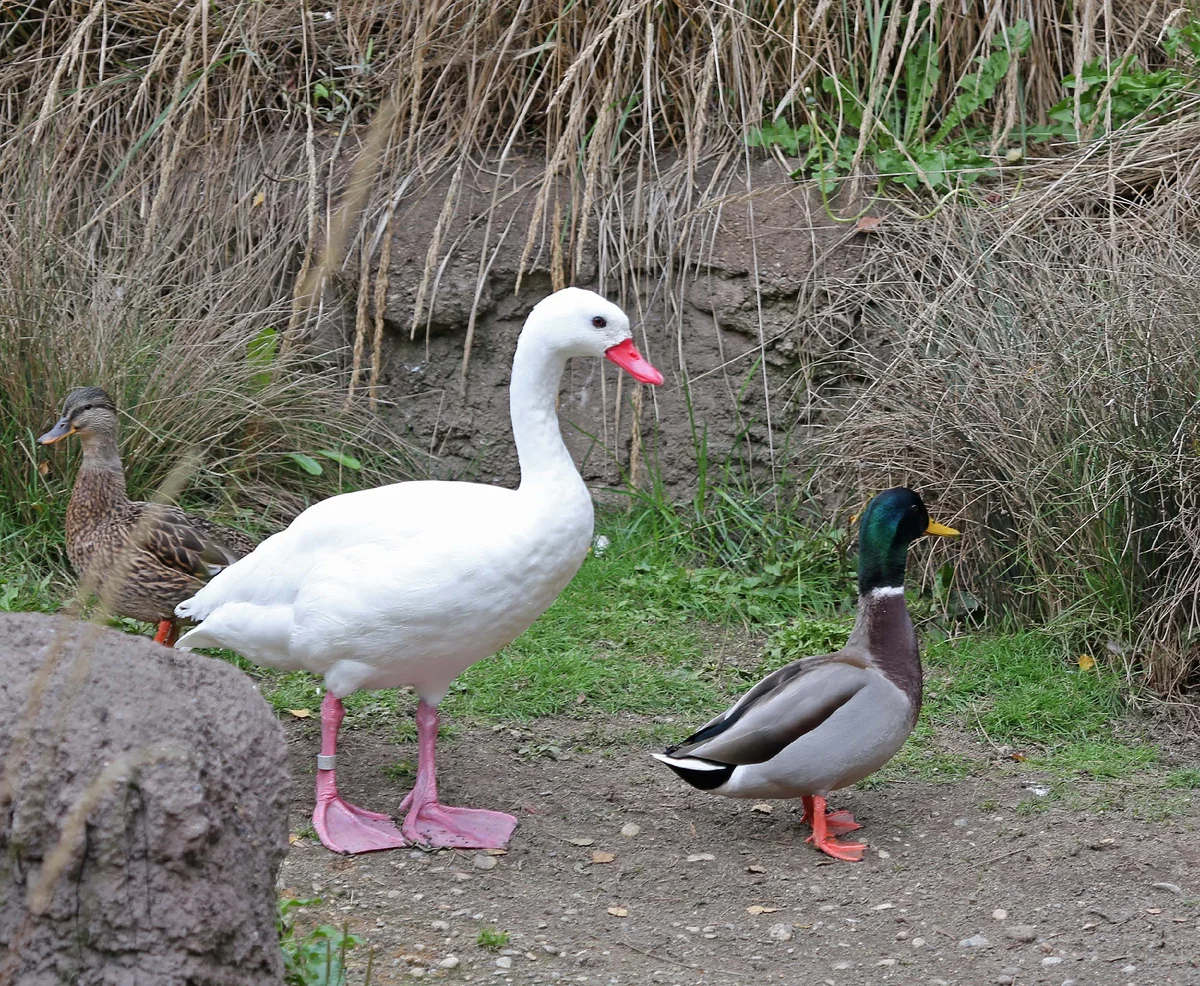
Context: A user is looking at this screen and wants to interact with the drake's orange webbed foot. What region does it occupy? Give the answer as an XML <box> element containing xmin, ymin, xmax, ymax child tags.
<box><xmin>803</xmin><ymin>795</ymin><xmax>866</xmax><ymax>861</ymax></box>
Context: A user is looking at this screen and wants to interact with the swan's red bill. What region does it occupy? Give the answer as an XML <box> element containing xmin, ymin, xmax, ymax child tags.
<box><xmin>605</xmin><ymin>338</ymin><xmax>664</xmax><ymax>385</ymax></box>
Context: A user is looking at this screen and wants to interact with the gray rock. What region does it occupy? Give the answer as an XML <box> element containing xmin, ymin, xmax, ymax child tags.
<box><xmin>438</xmin><ymin>955</ymin><xmax>460</xmax><ymax>969</ymax></box>
<box><xmin>0</xmin><ymin>614</ymin><xmax>289</xmax><ymax>984</ymax></box>
<box><xmin>959</xmin><ymin>934</ymin><xmax>991</xmax><ymax>948</ymax></box>
<box><xmin>1041</xmin><ymin>956</ymin><xmax>1064</xmax><ymax>966</ymax></box>
<box><xmin>495</xmin><ymin>955</ymin><xmax>513</xmax><ymax>969</ymax></box>
<box><xmin>1151</xmin><ymin>882</ymin><xmax>1183</xmax><ymax>895</ymax></box>
<box><xmin>1005</xmin><ymin>924</ymin><xmax>1038</xmax><ymax>942</ymax></box>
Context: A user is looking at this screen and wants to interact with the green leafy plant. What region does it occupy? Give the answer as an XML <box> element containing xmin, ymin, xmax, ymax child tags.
<box><xmin>475</xmin><ymin>927</ymin><xmax>510</xmax><ymax>951</ymax></box>
<box><xmin>749</xmin><ymin>20</ymin><xmax>1031</xmax><ymax>193</ymax></box>
<box><xmin>285</xmin><ymin>449</ymin><xmax>364</xmax><ymax>477</ymax></box>
<box><xmin>278</xmin><ymin>896</ymin><xmax>364</xmax><ymax>986</ymax></box>
<box><xmin>1033</xmin><ymin>19</ymin><xmax>1200</xmax><ymax>141</ymax></box>
<box><xmin>247</xmin><ymin>327</ymin><xmax>280</xmax><ymax>391</ymax></box>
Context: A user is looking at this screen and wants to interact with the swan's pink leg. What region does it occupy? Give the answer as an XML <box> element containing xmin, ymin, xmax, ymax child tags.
<box><xmin>312</xmin><ymin>693</ymin><xmax>406</xmax><ymax>854</ymax></box>
<box><xmin>399</xmin><ymin>700</ymin><xmax>518</xmax><ymax>849</ymax></box>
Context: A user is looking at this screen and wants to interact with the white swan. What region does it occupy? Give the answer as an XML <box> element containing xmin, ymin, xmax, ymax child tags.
<box><xmin>175</xmin><ymin>288</ymin><xmax>663</xmax><ymax>854</ymax></box>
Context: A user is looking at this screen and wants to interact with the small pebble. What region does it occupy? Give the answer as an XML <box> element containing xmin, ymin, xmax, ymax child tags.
<box><xmin>992</xmin><ymin>908</ymin><xmax>1007</xmax><ymax>920</ymax></box>
<box><xmin>1151</xmin><ymin>882</ymin><xmax>1183</xmax><ymax>895</ymax></box>
<box><xmin>473</xmin><ymin>855</ymin><xmax>498</xmax><ymax>871</ymax></box>
<box><xmin>1041</xmin><ymin>956</ymin><xmax>1063</xmax><ymax>967</ymax></box>
<box><xmin>686</xmin><ymin>853</ymin><xmax>715</xmax><ymax>862</ymax></box>
<box><xmin>911</xmin><ymin>937</ymin><xmax>926</xmax><ymax>948</ymax></box>
<box><xmin>959</xmin><ymin>934</ymin><xmax>990</xmax><ymax>948</ymax></box>
<box><xmin>1122</xmin><ymin>965</ymin><xmax>1137</xmax><ymax>974</ymax></box>
<box><xmin>495</xmin><ymin>956</ymin><xmax>513</xmax><ymax>969</ymax></box>
<box><xmin>438</xmin><ymin>956</ymin><xmax>460</xmax><ymax>970</ymax></box>
<box><xmin>995</xmin><ymin>977</ymin><xmax>1014</xmax><ymax>986</ymax></box>
<box><xmin>831</xmin><ymin>961</ymin><xmax>852</xmax><ymax>970</ymax></box>
<box><xmin>620</xmin><ymin>823</ymin><xmax>641</xmax><ymax>838</ymax></box>
<box><xmin>767</xmin><ymin>923</ymin><xmax>793</xmax><ymax>942</ymax></box>
<box><xmin>431</xmin><ymin>920</ymin><xmax>449</xmax><ymax>932</ymax></box>
<box><xmin>877</xmin><ymin>958</ymin><xmax>897</xmax><ymax>967</ymax></box>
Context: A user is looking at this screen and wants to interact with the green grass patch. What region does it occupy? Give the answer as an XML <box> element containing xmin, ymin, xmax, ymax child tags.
<box><xmin>475</xmin><ymin>928</ymin><xmax>510</xmax><ymax>951</ymax></box>
<box><xmin>922</xmin><ymin>632</ymin><xmax>1129</xmax><ymax>745</ymax></box>
<box><xmin>1166</xmin><ymin>769</ymin><xmax>1200</xmax><ymax>790</ymax></box>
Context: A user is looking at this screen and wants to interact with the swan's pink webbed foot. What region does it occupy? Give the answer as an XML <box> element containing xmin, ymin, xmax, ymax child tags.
<box><xmin>401</xmin><ymin>803</ymin><xmax>518</xmax><ymax>850</ymax></box>
<box><xmin>311</xmin><ymin>693</ymin><xmax>405</xmax><ymax>854</ymax></box>
<box><xmin>313</xmin><ymin>781</ymin><xmax>406</xmax><ymax>854</ymax></box>
<box><xmin>398</xmin><ymin>700</ymin><xmax>518</xmax><ymax>850</ymax></box>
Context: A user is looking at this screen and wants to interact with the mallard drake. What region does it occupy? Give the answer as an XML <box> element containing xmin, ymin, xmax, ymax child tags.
<box><xmin>653</xmin><ymin>487</ymin><xmax>959</xmax><ymax>862</ymax></box>
<box><xmin>175</xmin><ymin>288</ymin><xmax>664</xmax><ymax>855</ymax></box>
<box><xmin>37</xmin><ymin>387</ymin><xmax>256</xmax><ymax>646</ymax></box>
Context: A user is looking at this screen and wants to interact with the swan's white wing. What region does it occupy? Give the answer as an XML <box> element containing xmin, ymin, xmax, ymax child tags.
<box><xmin>175</xmin><ymin>480</ymin><xmax>517</xmax><ymax>650</ymax></box>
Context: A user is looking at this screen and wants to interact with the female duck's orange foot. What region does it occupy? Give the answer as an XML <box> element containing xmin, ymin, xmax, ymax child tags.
<box><xmin>803</xmin><ymin>794</ymin><xmax>867</xmax><ymax>861</ymax></box>
<box><xmin>153</xmin><ymin>619</ymin><xmax>178</xmax><ymax>646</ymax></box>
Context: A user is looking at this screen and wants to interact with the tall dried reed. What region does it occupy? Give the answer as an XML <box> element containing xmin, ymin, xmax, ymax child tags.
<box><xmin>810</xmin><ymin>200</ymin><xmax>1200</xmax><ymax>693</ymax></box>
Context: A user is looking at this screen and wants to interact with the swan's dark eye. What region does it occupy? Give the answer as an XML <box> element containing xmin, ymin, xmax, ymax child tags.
<box><xmin>592</xmin><ymin>316</ymin><xmax>607</xmax><ymax>328</ymax></box>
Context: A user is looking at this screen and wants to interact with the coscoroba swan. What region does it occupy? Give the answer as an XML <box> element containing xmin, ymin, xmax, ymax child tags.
<box><xmin>176</xmin><ymin>288</ymin><xmax>663</xmax><ymax>854</ymax></box>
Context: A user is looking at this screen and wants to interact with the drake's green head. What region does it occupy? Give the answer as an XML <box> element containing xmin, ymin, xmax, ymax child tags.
<box><xmin>855</xmin><ymin>487</ymin><xmax>959</xmax><ymax>596</ymax></box>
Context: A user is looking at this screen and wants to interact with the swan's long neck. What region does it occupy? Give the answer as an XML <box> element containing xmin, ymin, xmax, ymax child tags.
<box><xmin>509</xmin><ymin>335</ymin><xmax>582</xmax><ymax>490</ymax></box>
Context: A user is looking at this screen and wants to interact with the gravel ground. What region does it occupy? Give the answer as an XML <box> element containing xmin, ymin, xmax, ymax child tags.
<box><xmin>278</xmin><ymin>719</ymin><xmax>1199</xmax><ymax>986</ymax></box>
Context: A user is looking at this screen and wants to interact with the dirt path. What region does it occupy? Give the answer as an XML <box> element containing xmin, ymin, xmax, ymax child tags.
<box><xmin>279</xmin><ymin>720</ymin><xmax>1199</xmax><ymax>986</ymax></box>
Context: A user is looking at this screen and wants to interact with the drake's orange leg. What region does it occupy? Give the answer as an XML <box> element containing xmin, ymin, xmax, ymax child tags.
<box><xmin>800</xmin><ymin>795</ymin><xmax>862</xmax><ymax>836</ymax></box>
<box><xmin>153</xmin><ymin>619</ymin><xmax>178</xmax><ymax>646</ymax></box>
<box><xmin>805</xmin><ymin>795</ymin><xmax>866</xmax><ymax>861</ymax></box>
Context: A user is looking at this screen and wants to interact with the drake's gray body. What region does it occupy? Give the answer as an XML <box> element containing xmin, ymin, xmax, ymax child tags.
<box><xmin>656</xmin><ymin>589</ymin><xmax>920</xmax><ymax>799</ymax></box>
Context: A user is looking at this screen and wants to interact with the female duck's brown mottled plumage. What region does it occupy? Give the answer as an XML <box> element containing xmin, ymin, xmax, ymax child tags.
<box><xmin>38</xmin><ymin>387</ymin><xmax>256</xmax><ymax>630</ymax></box>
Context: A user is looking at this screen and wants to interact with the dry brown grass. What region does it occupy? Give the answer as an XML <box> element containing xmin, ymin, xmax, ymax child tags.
<box><xmin>809</xmin><ymin>197</ymin><xmax>1200</xmax><ymax>694</ymax></box>
<box><xmin>2</xmin><ymin>2</ymin><xmax>1185</xmax><ymax>375</ymax></box>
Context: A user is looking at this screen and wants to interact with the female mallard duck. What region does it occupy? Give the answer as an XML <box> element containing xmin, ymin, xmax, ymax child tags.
<box><xmin>653</xmin><ymin>487</ymin><xmax>959</xmax><ymax>862</ymax></box>
<box><xmin>37</xmin><ymin>387</ymin><xmax>256</xmax><ymax>646</ymax></box>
